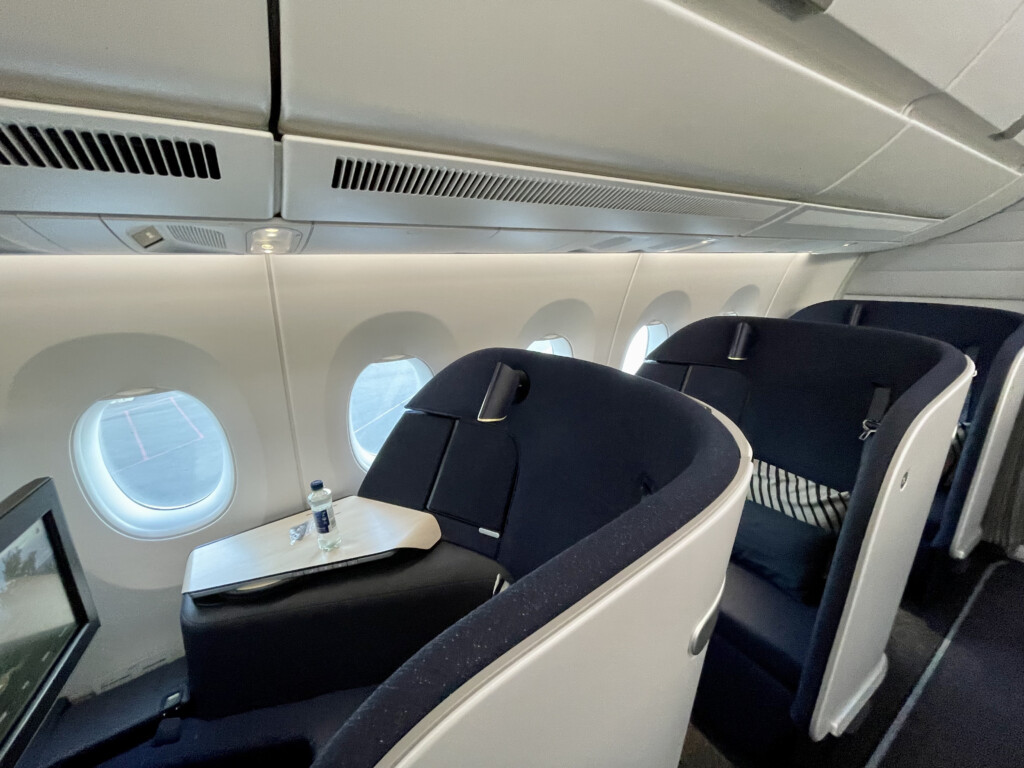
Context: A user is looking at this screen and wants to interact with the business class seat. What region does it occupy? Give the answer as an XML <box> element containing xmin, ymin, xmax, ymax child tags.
<box><xmin>183</xmin><ymin>348</ymin><xmax>751</xmax><ymax>768</ymax></box>
<box><xmin>792</xmin><ymin>300</ymin><xmax>1024</xmax><ymax>559</ymax></box>
<box><xmin>637</xmin><ymin>316</ymin><xmax>973</xmax><ymax>751</ymax></box>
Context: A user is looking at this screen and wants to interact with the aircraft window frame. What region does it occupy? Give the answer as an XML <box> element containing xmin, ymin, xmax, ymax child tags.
<box><xmin>72</xmin><ymin>390</ymin><xmax>235</xmax><ymax>540</ymax></box>
<box><xmin>622</xmin><ymin>321</ymin><xmax>670</xmax><ymax>374</ymax></box>
<box><xmin>526</xmin><ymin>335</ymin><xmax>574</xmax><ymax>357</ymax></box>
<box><xmin>348</xmin><ymin>357</ymin><xmax>434</xmax><ymax>471</ymax></box>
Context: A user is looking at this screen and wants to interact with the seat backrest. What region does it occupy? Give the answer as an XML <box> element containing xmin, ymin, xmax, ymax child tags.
<box><xmin>792</xmin><ymin>300</ymin><xmax>1024</xmax><ymax>557</ymax></box>
<box><xmin>639</xmin><ymin>316</ymin><xmax>972</xmax><ymax>739</ymax></box>
<box><xmin>360</xmin><ymin>348</ymin><xmax>734</xmax><ymax>579</ymax></box>
<box><xmin>320</xmin><ymin>349</ymin><xmax>751</xmax><ymax>767</ymax></box>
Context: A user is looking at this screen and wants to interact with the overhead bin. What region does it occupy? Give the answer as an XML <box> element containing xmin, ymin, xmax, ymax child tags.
<box><xmin>0</xmin><ymin>0</ymin><xmax>272</xmax><ymax>129</ymax></box>
<box><xmin>282</xmin><ymin>138</ymin><xmax>798</xmax><ymax>237</ymax></box>
<box><xmin>0</xmin><ymin>99</ymin><xmax>275</xmax><ymax>220</ymax></box>
<box><xmin>278</xmin><ymin>0</ymin><xmax>904</xmax><ymax>203</ymax></box>
<box><xmin>278</xmin><ymin>0</ymin><xmax>1022</xmax><ymax>228</ymax></box>
<box><xmin>281</xmin><ymin>136</ymin><xmax>938</xmax><ymax>246</ymax></box>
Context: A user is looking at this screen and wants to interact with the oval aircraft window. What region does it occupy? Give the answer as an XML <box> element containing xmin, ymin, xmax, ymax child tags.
<box><xmin>527</xmin><ymin>335</ymin><xmax>573</xmax><ymax>357</ymax></box>
<box><xmin>73</xmin><ymin>390</ymin><xmax>234</xmax><ymax>539</ymax></box>
<box><xmin>622</xmin><ymin>322</ymin><xmax>669</xmax><ymax>374</ymax></box>
<box><xmin>349</xmin><ymin>357</ymin><xmax>434</xmax><ymax>470</ymax></box>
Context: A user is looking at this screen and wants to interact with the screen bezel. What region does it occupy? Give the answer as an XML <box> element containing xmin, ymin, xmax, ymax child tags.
<box><xmin>0</xmin><ymin>478</ymin><xmax>99</xmax><ymax>767</ymax></box>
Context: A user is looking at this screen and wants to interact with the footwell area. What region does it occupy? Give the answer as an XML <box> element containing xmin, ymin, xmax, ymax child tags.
<box><xmin>681</xmin><ymin>547</ymin><xmax>1009</xmax><ymax>768</ymax></box>
<box><xmin>874</xmin><ymin>560</ymin><xmax>1024</xmax><ymax>768</ymax></box>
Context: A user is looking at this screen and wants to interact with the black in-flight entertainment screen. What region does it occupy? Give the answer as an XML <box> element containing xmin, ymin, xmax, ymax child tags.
<box><xmin>0</xmin><ymin>519</ymin><xmax>79</xmax><ymax>745</ymax></box>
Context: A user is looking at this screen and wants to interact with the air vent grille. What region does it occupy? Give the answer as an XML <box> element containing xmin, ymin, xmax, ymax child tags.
<box><xmin>166</xmin><ymin>225</ymin><xmax>228</xmax><ymax>250</ymax></box>
<box><xmin>329</xmin><ymin>157</ymin><xmax>780</xmax><ymax>220</ymax></box>
<box><xmin>0</xmin><ymin>122</ymin><xmax>221</xmax><ymax>180</ymax></box>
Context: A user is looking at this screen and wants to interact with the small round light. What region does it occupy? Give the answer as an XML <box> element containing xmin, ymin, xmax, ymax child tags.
<box><xmin>247</xmin><ymin>227</ymin><xmax>302</xmax><ymax>255</ymax></box>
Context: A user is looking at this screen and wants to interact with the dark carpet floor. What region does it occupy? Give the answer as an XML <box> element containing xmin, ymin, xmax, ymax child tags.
<box><xmin>680</xmin><ymin>546</ymin><xmax>1006</xmax><ymax>768</ymax></box>
<box><xmin>873</xmin><ymin>560</ymin><xmax>1024</xmax><ymax>768</ymax></box>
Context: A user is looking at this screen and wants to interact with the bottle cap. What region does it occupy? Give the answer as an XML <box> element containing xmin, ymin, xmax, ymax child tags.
<box><xmin>310</xmin><ymin>480</ymin><xmax>324</xmax><ymax>491</ymax></box>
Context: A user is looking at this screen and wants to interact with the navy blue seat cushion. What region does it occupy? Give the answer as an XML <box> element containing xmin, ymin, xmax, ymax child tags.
<box><xmin>358</xmin><ymin>412</ymin><xmax>454</xmax><ymax>510</ymax></box>
<box><xmin>427</xmin><ymin>420</ymin><xmax>518</xmax><ymax>533</ymax></box>
<box><xmin>732</xmin><ymin>500</ymin><xmax>837</xmax><ymax>605</ymax></box>
<box><xmin>316</xmin><ymin>348</ymin><xmax>740</xmax><ymax>768</ymax></box>
<box><xmin>717</xmin><ymin>563</ymin><xmax>817</xmax><ymax>691</ymax></box>
<box><xmin>792</xmin><ymin>300</ymin><xmax>1024</xmax><ymax>551</ymax></box>
<box><xmin>640</xmin><ymin>315</ymin><xmax>967</xmax><ymax>729</ymax></box>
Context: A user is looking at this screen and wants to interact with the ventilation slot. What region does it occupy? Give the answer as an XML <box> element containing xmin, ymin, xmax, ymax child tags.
<box><xmin>329</xmin><ymin>157</ymin><xmax>781</xmax><ymax>220</ymax></box>
<box><xmin>0</xmin><ymin>123</ymin><xmax>221</xmax><ymax>180</ymax></box>
<box><xmin>166</xmin><ymin>225</ymin><xmax>228</xmax><ymax>250</ymax></box>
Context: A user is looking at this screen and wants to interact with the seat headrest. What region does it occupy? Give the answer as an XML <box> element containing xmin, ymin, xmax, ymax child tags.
<box><xmin>792</xmin><ymin>300</ymin><xmax>1024</xmax><ymax>410</ymax></box>
<box><xmin>645</xmin><ymin>315</ymin><xmax>954</xmax><ymax>391</ymax></box>
<box><xmin>640</xmin><ymin>316</ymin><xmax>967</xmax><ymax>492</ymax></box>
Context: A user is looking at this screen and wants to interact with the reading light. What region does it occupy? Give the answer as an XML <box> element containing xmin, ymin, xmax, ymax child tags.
<box><xmin>727</xmin><ymin>321</ymin><xmax>755</xmax><ymax>361</ymax></box>
<box><xmin>247</xmin><ymin>227</ymin><xmax>302</xmax><ymax>254</ymax></box>
<box><xmin>478</xmin><ymin>362</ymin><xmax>530</xmax><ymax>422</ymax></box>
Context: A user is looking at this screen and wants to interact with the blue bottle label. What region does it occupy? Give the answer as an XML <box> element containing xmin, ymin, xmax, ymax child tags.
<box><xmin>312</xmin><ymin>508</ymin><xmax>332</xmax><ymax>534</ymax></box>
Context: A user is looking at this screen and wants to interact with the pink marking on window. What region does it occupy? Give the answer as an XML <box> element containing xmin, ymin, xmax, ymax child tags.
<box><xmin>123</xmin><ymin>410</ymin><xmax>148</xmax><ymax>461</ymax></box>
<box><xmin>114</xmin><ymin>436</ymin><xmax>204</xmax><ymax>472</ymax></box>
<box><xmin>170</xmin><ymin>395</ymin><xmax>205</xmax><ymax>440</ymax></box>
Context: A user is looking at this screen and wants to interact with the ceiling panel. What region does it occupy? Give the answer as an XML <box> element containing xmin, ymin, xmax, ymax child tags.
<box><xmin>18</xmin><ymin>215</ymin><xmax>132</xmax><ymax>254</ymax></box>
<box><xmin>751</xmin><ymin>204</ymin><xmax>936</xmax><ymax>241</ymax></box>
<box><xmin>827</xmin><ymin>0</ymin><xmax>1022</xmax><ymax>89</ymax></box>
<box><xmin>815</xmin><ymin>124</ymin><xmax>1019</xmax><ymax>218</ymax></box>
<box><xmin>947</xmin><ymin>4</ymin><xmax>1024</xmax><ymax>140</ymax></box>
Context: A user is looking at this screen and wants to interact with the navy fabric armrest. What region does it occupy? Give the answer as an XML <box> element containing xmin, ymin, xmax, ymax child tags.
<box><xmin>731</xmin><ymin>501</ymin><xmax>837</xmax><ymax>605</ymax></box>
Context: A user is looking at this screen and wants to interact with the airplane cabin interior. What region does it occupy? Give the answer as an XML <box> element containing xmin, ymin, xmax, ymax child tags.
<box><xmin>1</xmin><ymin>2</ymin><xmax>1024</xmax><ymax>767</ymax></box>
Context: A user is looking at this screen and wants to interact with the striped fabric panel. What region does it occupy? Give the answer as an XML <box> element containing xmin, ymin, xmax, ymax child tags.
<box><xmin>747</xmin><ymin>458</ymin><xmax>850</xmax><ymax>533</ymax></box>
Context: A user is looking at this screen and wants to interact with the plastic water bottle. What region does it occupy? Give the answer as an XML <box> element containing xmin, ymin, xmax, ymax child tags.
<box><xmin>308</xmin><ymin>480</ymin><xmax>340</xmax><ymax>552</ymax></box>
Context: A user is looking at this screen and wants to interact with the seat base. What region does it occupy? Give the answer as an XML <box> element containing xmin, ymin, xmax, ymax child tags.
<box><xmin>715</xmin><ymin>563</ymin><xmax>817</xmax><ymax>690</ymax></box>
<box><xmin>181</xmin><ymin>542</ymin><xmax>508</xmax><ymax>718</ymax></box>
<box><xmin>691</xmin><ymin>562</ymin><xmax>818</xmax><ymax>752</ymax></box>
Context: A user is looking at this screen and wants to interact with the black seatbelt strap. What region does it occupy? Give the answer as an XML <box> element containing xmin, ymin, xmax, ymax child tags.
<box><xmin>860</xmin><ymin>385</ymin><xmax>891</xmax><ymax>441</ymax></box>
